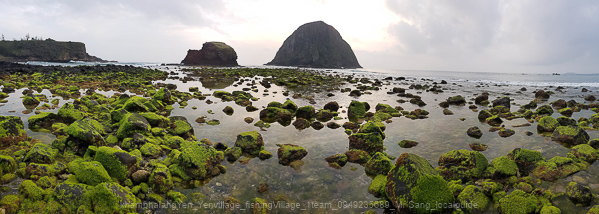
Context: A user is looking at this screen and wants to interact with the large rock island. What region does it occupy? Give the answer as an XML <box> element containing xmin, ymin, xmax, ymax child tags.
<box><xmin>0</xmin><ymin>39</ymin><xmax>105</xmax><ymax>62</ymax></box>
<box><xmin>181</xmin><ymin>42</ymin><xmax>238</xmax><ymax>66</ymax></box>
<box><xmin>266</xmin><ymin>21</ymin><xmax>361</xmax><ymax>69</ymax></box>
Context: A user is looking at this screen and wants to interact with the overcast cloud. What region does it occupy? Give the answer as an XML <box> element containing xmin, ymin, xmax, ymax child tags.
<box><xmin>0</xmin><ymin>0</ymin><xmax>598</xmax><ymax>73</ymax></box>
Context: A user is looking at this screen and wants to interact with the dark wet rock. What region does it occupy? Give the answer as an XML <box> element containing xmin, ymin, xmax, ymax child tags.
<box><xmin>486</xmin><ymin>115</ymin><xmax>503</xmax><ymax>126</ymax></box>
<box><xmin>477</xmin><ymin>110</ymin><xmax>492</xmax><ymax>121</ymax></box>
<box><xmin>0</xmin><ymin>116</ymin><xmax>27</xmax><ymax>147</ymax></box>
<box><xmin>436</xmin><ymin>149</ymin><xmax>488</xmax><ymax>182</ymax></box>
<box><xmin>181</xmin><ymin>42</ymin><xmax>238</xmax><ymax>66</ymax></box>
<box><xmin>535</xmin><ymin>90</ymin><xmax>550</xmax><ymax>100</ymax></box>
<box><xmin>551</xmin><ymin>99</ymin><xmax>567</xmax><ymax>109</ymax></box>
<box><xmin>385</xmin><ymin>153</ymin><xmax>454</xmax><ymax>213</ymax></box>
<box><xmin>364</xmin><ymin>152</ymin><xmax>392</xmax><ymax>176</ymax></box>
<box><xmin>442</xmin><ymin>109</ymin><xmax>453</xmax><ymax>115</ymax></box>
<box><xmin>485</xmin><ymin>156</ymin><xmax>518</xmax><ymax>179</ymax></box>
<box><xmin>259</xmin><ymin>107</ymin><xmax>292</xmax><ymax>124</ymax></box>
<box><xmin>282</xmin><ymin>100</ymin><xmax>298</xmax><ymax>112</ymax></box>
<box><xmin>245</xmin><ymin>105</ymin><xmax>259</xmax><ymax>112</ymax></box>
<box><xmin>214</xmin><ymin>142</ymin><xmax>228</xmax><ymax>151</ymax></box>
<box><xmin>266</xmin><ymin>21</ymin><xmax>361</xmax><ymax>69</ymax></box>
<box><xmin>358</xmin><ymin>121</ymin><xmax>386</xmax><ymax>138</ymax></box>
<box><xmin>392</xmin><ymin>87</ymin><xmax>405</xmax><ymax>94</ymax></box>
<box><xmin>398</xmin><ymin>140</ymin><xmax>418</xmax><ymax>148</ymax></box>
<box><xmin>469</xmin><ymin>143</ymin><xmax>488</xmax><ymax>151</ymax></box>
<box><xmin>244</xmin><ymin>117</ymin><xmax>254</xmax><ymax>123</ymax></box>
<box><xmin>224</xmin><ymin>147</ymin><xmax>242</xmax><ymax>162</ymax></box>
<box><xmin>349</xmin><ymin>89</ymin><xmax>361</xmax><ymax>97</ymax></box>
<box><xmin>466</xmin><ymin>126</ymin><xmax>483</xmax><ymax>138</ymax></box>
<box><xmin>131</xmin><ymin>169</ymin><xmax>150</xmax><ymax>184</ymax></box>
<box><xmin>535</xmin><ymin>104</ymin><xmax>554</xmax><ymax>116</ymax></box>
<box><xmin>506</xmin><ymin>148</ymin><xmax>544</xmax><ymax>176</ymax></box>
<box><xmin>446</xmin><ymin>95</ymin><xmax>466</xmax><ymax>105</ymax></box>
<box><xmin>315</xmin><ymin>109</ymin><xmax>334</xmax><ymax>122</ymax></box>
<box><xmin>585</xmin><ymin>95</ymin><xmax>596</xmax><ymax>101</ymax></box>
<box><xmin>566</xmin><ymin>182</ymin><xmax>594</xmax><ymax>205</ymax></box>
<box><xmin>326</xmin><ymin>121</ymin><xmax>340</xmax><ymax>129</ymax></box>
<box><xmin>589</xmin><ymin>139</ymin><xmax>599</xmax><ymax>149</ymax></box>
<box><xmin>292</xmin><ymin>118</ymin><xmax>311</xmax><ymax>130</ymax></box>
<box><xmin>277</xmin><ymin>144</ymin><xmax>307</xmax><ymax>165</ymax></box>
<box><xmin>323</xmin><ymin>101</ymin><xmax>339</xmax><ymax>112</ymax></box>
<box><xmin>325</xmin><ymin>154</ymin><xmax>348</xmax><ymax>166</ymax></box>
<box><xmin>311</xmin><ymin>121</ymin><xmax>324</xmax><ymax>130</ymax></box>
<box><xmin>342</xmin><ymin>122</ymin><xmax>360</xmax><ymax>131</ymax></box>
<box><xmin>498</xmin><ymin>128</ymin><xmax>515</xmax><ymax>137</ymax></box>
<box><xmin>492</xmin><ymin>97</ymin><xmax>511</xmax><ymax>110</ymax></box>
<box><xmin>525</xmin><ymin>131</ymin><xmax>533</xmax><ymax>136</ymax></box>
<box><xmin>234</xmin><ymin>131</ymin><xmax>264</xmax><ymax>155</ymax></box>
<box><xmin>558</xmin><ymin>108</ymin><xmax>573</xmax><ymax>117</ymax></box>
<box><xmin>222</xmin><ymin>106</ymin><xmax>234</xmax><ymax>115</ymax></box>
<box><xmin>551</xmin><ymin>125</ymin><xmax>590</xmax><ymax>146</ymax></box>
<box><xmin>475</xmin><ymin>93</ymin><xmax>489</xmax><ymax>105</ymax></box>
<box><xmin>258</xmin><ymin>182</ymin><xmax>268</xmax><ymax>194</ymax></box>
<box><xmin>557</xmin><ymin>116</ymin><xmax>577</xmax><ymax>126</ymax></box>
<box><xmin>258</xmin><ymin>150</ymin><xmax>272</xmax><ymax>160</ymax></box>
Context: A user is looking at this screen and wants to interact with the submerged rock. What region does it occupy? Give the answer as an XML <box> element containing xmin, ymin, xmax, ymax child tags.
<box><xmin>266</xmin><ymin>21</ymin><xmax>361</xmax><ymax>69</ymax></box>
<box><xmin>566</xmin><ymin>182</ymin><xmax>594</xmax><ymax>205</ymax></box>
<box><xmin>181</xmin><ymin>42</ymin><xmax>239</xmax><ymax>66</ymax></box>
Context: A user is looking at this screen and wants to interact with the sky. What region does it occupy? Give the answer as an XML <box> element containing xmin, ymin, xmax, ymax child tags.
<box><xmin>1</xmin><ymin>0</ymin><xmax>598</xmax><ymax>73</ymax></box>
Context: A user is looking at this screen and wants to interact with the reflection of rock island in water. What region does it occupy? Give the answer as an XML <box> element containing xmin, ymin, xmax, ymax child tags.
<box><xmin>181</xmin><ymin>42</ymin><xmax>239</xmax><ymax>67</ymax></box>
<box><xmin>267</xmin><ymin>21</ymin><xmax>361</xmax><ymax>69</ymax></box>
<box><xmin>199</xmin><ymin>77</ymin><xmax>235</xmax><ymax>89</ymax></box>
<box><xmin>0</xmin><ymin>39</ymin><xmax>106</xmax><ymax>62</ymax></box>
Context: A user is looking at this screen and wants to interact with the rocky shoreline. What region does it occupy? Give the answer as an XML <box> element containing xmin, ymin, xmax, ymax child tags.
<box><xmin>0</xmin><ymin>63</ymin><xmax>597</xmax><ymax>213</ymax></box>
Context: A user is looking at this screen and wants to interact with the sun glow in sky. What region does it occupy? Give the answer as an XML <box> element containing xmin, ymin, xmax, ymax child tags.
<box><xmin>1</xmin><ymin>0</ymin><xmax>599</xmax><ymax>73</ymax></box>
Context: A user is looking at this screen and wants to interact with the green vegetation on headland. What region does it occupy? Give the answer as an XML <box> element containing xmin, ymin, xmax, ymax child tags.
<box><xmin>0</xmin><ymin>40</ymin><xmax>105</xmax><ymax>62</ymax></box>
<box><xmin>1</xmin><ymin>63</ymin><xmax>599</xmax><ymax>213</ymax></box>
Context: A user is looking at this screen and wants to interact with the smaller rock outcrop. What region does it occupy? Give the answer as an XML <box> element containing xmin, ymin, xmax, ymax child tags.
<box><xmin>181</xmin><ymin>42</ymin><xmax>238</xmax><ymax>66</ymax></box>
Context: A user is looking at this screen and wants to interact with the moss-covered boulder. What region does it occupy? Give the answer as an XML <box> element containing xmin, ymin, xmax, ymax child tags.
<box><xmin>485</xmin><ymin>156</ymin><xmax>518</xmax><ymax>179</ymax></box>
<box><xmin>368</xmin><ymin>174</ymin><xmax>387</xmax><ymax>197</ymax></box>
<box><xmin>28</xmin><ymin>112</ymin><xmax>58</xmax><ymax>130</ymax></box>
<box><xmin>466</xmin><ymin>126</ymin><xmax>483</xmax><ymax>138</ymax></box>
<box><xmin>140</xmin><ymin>142</ymin><xmax>162</xmax><ymax>158</ymax></box>
<box><xmin>364</xmin><ymin>152</ymin><xmax>392</xmax><ymax>176</ymax></box>
<box><xmin>315</xmin><ymin>109</ymin><xmax>334</xmax><ymax>122</ymax></box>
<box><xmin>0</xmin><ymin>116</ymin><xmax>27</xmax><ymax>147</ymax></box>
<box><xmin>436</xmin><ymin>149</ymin><xmax>488</xmax><ymax>181</ymax></box>
<box><xmin>556</xmin><ymin>116</ymin><xmax>577</xmax><ymax>126</ymax></box>
<box><xmin>277</xmin><ymin>144</ymin><xmax>307</xmax><ymax>165</ymax></box>
<box><xmin>94</xmin><ymin>146</ymin><xmax>138</xmax><ymax>182</ymax></box>
<box><xmin>259</xmin><ymin>107</ymin><xmax>292</xmax><ymax>124</ymax></box>
<box><xmin>92</xmin><ymin>182</ymin><xmax>139</xmax><ymax>213</ymax></box>
<box><xmin>168</xmin><ymin>116</ymin><xmax>194</xmax><ymax>140</ymax></box>
<box><xmin>537</xmin><ymin>116</ymin><xmax>559</xmax><ymax>133</ymax></box>
<box><xmin>295</xmin><ymin>106</ymin><xmax>315</xmax><ymax>120</ymax></box>
<box><xmin>54</xmin><ymin>183</ymin><xmax>94</xmax><ymax>213</ymax></box>
<box><xmin>348</xmin><ymin>132</ymin><xmax>383</xmax><ymax>154</ymax></box>
<box><xmin>323</xmin><ymin>101</ymin><xmax>339</xmax><ymax>112</ymax></box>
<box><xmin>398</xmin><ymin>140</ymin><xmax>419</xmax><ymax>148</ymax></box>
<box><xmin>0</xmin><ymin>155</ymin><xmax>17</xmax><ymax>175</ymax></box>
<box><xmin>122</xmin><ymin>96</ymin><xmax>149</xmax><ymax>112</ymax></box>
<box><xmin>66</xmin><ymin>118</ymin><xmax>107</xmax><ymax>152</ymax></box>
<box><xmin>535</xmin><ymin>104</ymin><xmax>554</xmax><ymax>116</ymax></box>
<box><xmin>70</xmin><ymin>160</ymin><xmax>112</xmax><ymax>186</ymax></box>
<box><xmin>139</xmin><ymin>112</ymin><xmax>169</xmax><ymax>128</ymax></box>
<box><xmin>282</xmin><ymin>100</ymin><xmax>298</xmax><ymax>112</ymax></box>
<box><xmin>567</xmin><ymin>144</ymin><xmax>598</xmax><ymax>163</ymax></box>
<box><xmin>498</xmin><ymin>189</ymin><xmax>541</xmax><ymax>214</ymax></box>
<box><xmin>345</xmin><ymin>149</ymin><xmax>371</xmax><ymax>164</ymax></box>
<box><xmin>174</xmin><ymin>141</ymin><xmax>223</xmax><ymax>180</ymax></box>
<box><xmin>506</xmin><ymin>148</ymin><xmax>544</xmax><ymax>176</ymax></box>
<box><xmin>540</xmin><ymin>206</ymin><xmax>561</xmax><ymax>214</ymax></box>
<box><xmin>457</xmin><ymin>185</ymin><xmax>491</xmax><ymax>213</ymax></box>
<box><xmin>149</xmin><ymin>163</ymin><xmax>173</xmax><ymax>194</ymax></box>
<box><xmin>234</xmin><ymin>131</ymin><xmax>264</xmax><ymax>155</ymax></box>
<box><xmin>358</xmin><ymin>121</ymin><xmax>386</xmax><ymax>139</ymax></box>
<box><xmin>477</xmin><ymin>110</ymin><xmax>492</xmax><ymax>121</ymax></box>
<box><xmin>116</xmin><ymin>113</ymin><xmax>150</xmax><ymax>140</ymax></box>
<box><xmin>325</xmin><ymin>154</ymin><xmax>348</xmax><ymax>167</ymax></box>
<box><xmin>57</xmin><ymin>103</ymin><xmax>85</xmax><ymax>123</ymax></box>
<box><xmin>23</xmin><ymin>142</ymin><xmax>57</xmax><ymax>164</ymax></box>
<box><xmin>153</xmin><ymin>88</ymin><xmax>174</xmax><ymax>105</ymax></box>
<box><xmin>348</xmin><ymin>101</ymin><xmax>366</xmax><ymax>121</ymax></box>
<box><xmin>447</xmin><ymin>95</ymin><xmax>466</xmax><ymax>105</ymax></box>
<box><xmin>18</xmin><ymin>180</ymin><xmax>43</xmax><ymax>200</ymax></box>
<box><xmin>0</xmin><ymin>194</ymin><xmax>22</xmax><ymax>214</ymax></box>
<box><xmin>551</xmin><ymin>125</ymin><xmax>590</xmax><ymax>146</ymax></box>
<box><xmin>566</xmin><ymin>182</ymin><xmax>594</xmax><ymax>205</ymax></box>
<box><xmin>385</xmin><ymin>153</ymin><xmax>454</xmax><ymax>213</ymax></box>
<box><xmin>532</xmin><ymin>161</ymin><xmax>561</xmax><ymax>182</ymax></box>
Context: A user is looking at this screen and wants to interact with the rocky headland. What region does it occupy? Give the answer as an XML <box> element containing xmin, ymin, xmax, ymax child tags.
<box><xmin>266</xmin><ymin>21</ymin><xmax>362</xmax><ymax>69</ymax></box>
<box><xmin>181</xmin><ymin>42</ymin><xmax>238</xmax><ymax>66</ymax></box>
<box><xmin>0</xmin><ymin>40</ymin><xmax>106</xmax><ymax>63</ymax></box>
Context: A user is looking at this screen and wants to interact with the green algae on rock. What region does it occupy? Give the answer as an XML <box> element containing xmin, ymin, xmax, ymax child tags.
<box><xmin>234</xmin><ymin>131</ymin><xmax>264</xmax><ymax>155</ymax></box>
<box><xmin>94</xmin><ymin>146</ymin><xmax>138</xmax><ymax>182</ymax></box>
<box><xmin>385</xmin><ymin>153</ymin><xmax>454</xmax><ymax>213</ymax></box>
<box><xmin>457</xmin><ymin>185</ymin><xmax>491</xmax><ymax>213</ymax></box>
<box><xmin>364</xmin><ymin>152</ymin><xmax>392</xmax><ymax>176</ymax></box>
<box><xmin>277</xmin><ymin>144</ymin><xmax>307</xmax><ymax>166</ymax></box>
<box><xmin>551</xmin><ymin>125</ymin><xmax>590</xmax><ymax>146</ymax></box>
<box><xmin>485</xmin><ymin>156</ymin><xmax>518</xmax><ymax>179</ymax></box>
<box><xmin>0</xmin><ymin>116</ymin><xmax>27</xmax><ymax>147</ymax></box>
<box><xmin>436</xmin><ymin>149</ymin><xmax>488</xmax><ymax>182</ymax></box>
<box><xmin>498</xmin><ymin>189</ymin><xmax>541</xmax><ymax>214</ymax></box>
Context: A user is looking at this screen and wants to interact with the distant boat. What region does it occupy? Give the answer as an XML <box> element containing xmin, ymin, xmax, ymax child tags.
<box><xmin>552</xmin><ymin>73</ymin><xmax>560</xmax><ymax>75</ymax></box>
